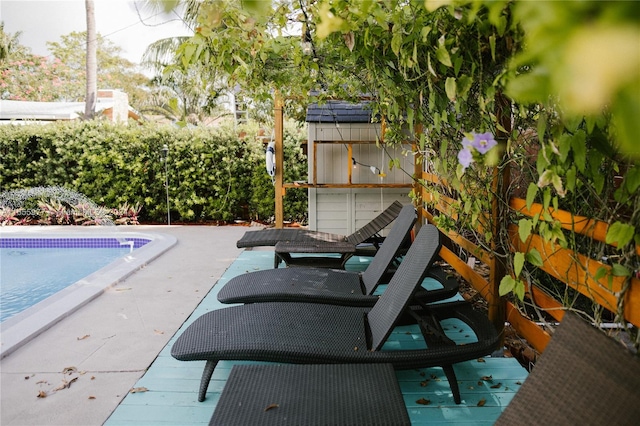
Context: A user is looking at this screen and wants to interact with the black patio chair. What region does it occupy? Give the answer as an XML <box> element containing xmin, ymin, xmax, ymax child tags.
<box><xmin>236</xmin><ymin>200</ymin><xmax>405</xmax><ymax>267</ymax></box>
<box><xmin>171</xmin><ymin>224</ymin><xmax>499</xmax><ymax>404</ymax></box>
<box><xmin>210</xmin><ymin>363</ymin><xmax>411</xmax><ymax>426</ymax></box>
<box><xmin>218</xmin><ymin>205</ymin><xmax>459</xmax><ymax>306</ymax></box>
<box><xmin>496</xmin><ymin>310</ymin><xmax>640</xmax><ymax>425</ymax></box>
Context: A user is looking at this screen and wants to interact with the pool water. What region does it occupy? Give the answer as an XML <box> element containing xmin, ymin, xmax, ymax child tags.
<box><xmin>1</xmin><ymin>247</ymin><xmax>132</xmax><ymax>322</ymax></box>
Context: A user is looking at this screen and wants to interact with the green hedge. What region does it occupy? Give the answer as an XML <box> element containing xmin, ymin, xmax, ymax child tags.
<box><xmin>0</xmin><ymin>121</ymin><xmax>308</xmax><ymax>223</ymax></box>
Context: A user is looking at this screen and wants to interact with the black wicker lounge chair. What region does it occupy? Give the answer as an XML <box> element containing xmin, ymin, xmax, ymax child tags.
<box><xmin>236</xmin><ymin>200</ymin><xmax>405</xmax><ymax>267</ymax></box>
<box><xmin>172</xmin><ymin>225</ymin><xmax>499</xmax><ymax>404</ymax></box>
<box><xmin>210</xmin><ymin>363</ymin><xmax>410</xmax><ymax>426</ymax></box>
<box><xmin>496</xmin><ymin>311</ymin><xmax>640</xmax><ymax>426</ymax></box>
<box><xmin>218</xmin><ymin>205</ymin><xmax>459</xmax><ymax>306</ymax></box>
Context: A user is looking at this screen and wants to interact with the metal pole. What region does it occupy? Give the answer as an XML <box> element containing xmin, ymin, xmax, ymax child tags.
<box><xmin>162</xmin><ymin>144</ymin><xmax>170</xmax><ymax>226</ymax></box>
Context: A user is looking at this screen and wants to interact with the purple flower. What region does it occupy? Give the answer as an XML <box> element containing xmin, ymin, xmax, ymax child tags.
<box><xmin>457</xmin><ymin>148</ymin><xmax>473</xmax><ymax>170</ymax></box>
<box><xmin>461</xmin><ymin>136</ymin><xmax>473</xmax><ymax>150</ymax></box>
<box><xmin>471</xmin><ymin>132</ymin><xmax>497</xmax><ymax>154</ymax></box>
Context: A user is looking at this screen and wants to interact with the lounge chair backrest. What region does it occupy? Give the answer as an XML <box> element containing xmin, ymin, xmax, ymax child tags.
<box><xmin>361</xmin><ymin>205</ymin><xmax>416</xmax><ymax>293</ymax></box>
<box><xmin>496</xmin><ymin>311</ymin><xmax>640</xmax><ymax>425</ymax></box>
<box><xmin>346</xmin><ymin>200</ymin><xmax>404</xmax><ymax>245</ymax></box>
<box><xmin>367</xmin><ymin>224</ymin><xmax>441</xmax><ymax>351</ymax></box>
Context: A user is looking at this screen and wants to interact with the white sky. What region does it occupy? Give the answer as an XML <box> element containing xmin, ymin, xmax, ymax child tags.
<box><xmin>0</xmin><ymin>0</ymin><xmax>193</xmax><ymax>64</ymax></box>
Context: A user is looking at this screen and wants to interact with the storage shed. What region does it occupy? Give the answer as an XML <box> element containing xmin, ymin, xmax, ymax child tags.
<box><xmin>304</xmin><ymin>100</ymin><xmax>414</xmax><ymax>236</ymax></box>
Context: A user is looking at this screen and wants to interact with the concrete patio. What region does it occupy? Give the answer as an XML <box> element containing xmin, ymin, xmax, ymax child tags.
<box><xmin>0</xmin><ymin>225</ymin><xmax>250</xmax><ymax>426</ymax></box>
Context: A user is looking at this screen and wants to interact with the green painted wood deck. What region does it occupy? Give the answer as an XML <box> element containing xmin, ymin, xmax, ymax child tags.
<box><xmin>105</xmin><ymin>251</ymin><xmax>528</xmax><ymax>425</ymax></box>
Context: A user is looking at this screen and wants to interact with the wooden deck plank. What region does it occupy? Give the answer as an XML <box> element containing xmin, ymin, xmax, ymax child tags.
<box><xmin>105</xmin><ymin>250</ymin><xmax>528</xmax><ymax>425</ymax></box>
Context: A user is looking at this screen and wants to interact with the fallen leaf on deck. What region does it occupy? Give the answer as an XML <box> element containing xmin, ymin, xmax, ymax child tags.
<box><xmin>91</xmin><ymin>376</ymin><xmax>96</xmax><ymax>380</ymax></box>
<box><xmin>416</xmin><ymin>398</ymin><xmax>431</xmax><ymax>405</ymax></box>
<box><xmin>88</xmin><ymin>396</ymin><xmax>96</xmax><ymax>400</ymax></box>
<box><xmin>264</xmin><ymin>403</ymin><xmax>279</xmax><ymax>411</ymax></box>
<box><xmin>36</xmin><ymin>380</ymin><xmax>49</xmax><ymax>385</ymax></box>
<box><xmin>490</xmin><ymin>382</ymin><xmax>502</xmax><ymax>389</ymax></box>
<box><xmin>130</xmin><ymin>387</ymin><xmax>148</xmax><ymax>393</ymax></box>
<box><xmin>480</xmin><ymin>375</ymin><xmax>493</xmax><ymax>382</ymax></box>
<box><xmin>477</xmin><ymin>398</ymin><xmax>486</xmax><ymax>407</ymax></box>
<box><xmin>420</xmin><ymin>380</ymin><xmax>429</xmax><ymax>387</ymax></box>
<box><xmin>77</xmin><ymin>335</ymin><xmax>90</xmax><ymax>340</ymax></box>
<box><xmin>154</xmin><ymin>329</ymin><xmax>164</xmax><ymax>335</ymax></box>
<box><xmin>477</xmin><ymin>358</ymin><xmax>486</xmax><ymax>363</ymax></box>
<box><xmin>37</xmin><ymin>391</ymin><xmax>47</xmax><ymax>398</ymax></box>
<box><xmin>115</xmin><ymin>288</ymin><xmax>132</xmax><ymax>292</ymax></box>
<box><xmin>54</xmin><ymin>377</ymin><xmax>78</xmax><ymax>391</ymax></box>
<box><xmin>62</xmin><ymin>366</ymin><xmax>77</xmax><ymax>375</ymax></box>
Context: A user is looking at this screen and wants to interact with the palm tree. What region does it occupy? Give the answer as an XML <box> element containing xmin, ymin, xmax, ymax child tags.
<box><xmin>85</xmin><ymin>0</ymin><xmax>97</xmax><ymax>118</ymax></box>
<box><xmin>137</xmin><ymin>1</ymin><xmax>231</xmax><ymax>125</ymax></box>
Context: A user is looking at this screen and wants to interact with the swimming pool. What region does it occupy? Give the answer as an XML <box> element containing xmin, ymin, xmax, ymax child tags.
<box><xmin>0</xmin><ymin>227</ymin><xmax>176</xmax><ymax>358</ymax></box>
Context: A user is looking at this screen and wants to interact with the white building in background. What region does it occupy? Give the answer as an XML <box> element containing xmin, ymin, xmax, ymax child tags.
<box><xmin>0</xmin><ymin>90</ymin><xmax>141</xmax><ymax>124</ymax></box>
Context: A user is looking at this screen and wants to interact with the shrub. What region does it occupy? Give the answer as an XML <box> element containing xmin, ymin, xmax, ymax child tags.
<box><xmin>0</xmin><ymin>121</ymin><xmax>308</xmax><ymax>223</ymax></box>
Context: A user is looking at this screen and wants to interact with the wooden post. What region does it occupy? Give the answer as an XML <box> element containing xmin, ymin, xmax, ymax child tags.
<box><xmin>414</xmin><ymin>123</ymin><xmax>424</xmax><ymax>232</ymax></box>
<box><xmin>488</xmin><ymin>92</ymin><xmax>512</xmax><ymax>344</ymax></box>
<box><xmin>275</xmin><ymin>92</ymin><xmax>284</xmax><ymax>228</ymax></box>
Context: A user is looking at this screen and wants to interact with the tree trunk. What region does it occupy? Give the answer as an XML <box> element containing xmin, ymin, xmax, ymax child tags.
<box><xmin>85</xmin><ymin>0</ymin><xmax>97</xmax><ymax>118</ymax></box>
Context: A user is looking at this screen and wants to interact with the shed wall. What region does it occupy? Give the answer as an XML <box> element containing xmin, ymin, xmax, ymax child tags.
<box><xmin>307</xmin><ymin>122</ymin><xmax>414</xmax><ymax>234</ymax></box>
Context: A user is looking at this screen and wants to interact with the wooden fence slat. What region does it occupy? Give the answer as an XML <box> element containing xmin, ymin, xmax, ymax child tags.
<box><xmin>439</xmin><ymin>245</ymin><xmax>492</xmax><ymax>302</ymax></box>
<box><xmin>505</xmin><ymin>302</ymin><xmax>552</xmax><ymax>353</ymax></box>
<box><xmin>509</xmin><ymin>225</ymin><xmax>640</xmax><ymax>327</ymax></box>
<box><xmin>526</xmin><ymin>285</ymin><xmax>566</xmax><ymax>322</ymax></box>
<box><xmin>510</xmin><ymin>198</ymin><xmax>640</xmax><ymax>256</ymax></box>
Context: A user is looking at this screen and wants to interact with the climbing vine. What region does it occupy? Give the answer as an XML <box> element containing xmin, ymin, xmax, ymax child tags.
<box><xmin>135</xmin><ymin>1</ymin><xmax>640</xmax><ymax>316</ymax></box>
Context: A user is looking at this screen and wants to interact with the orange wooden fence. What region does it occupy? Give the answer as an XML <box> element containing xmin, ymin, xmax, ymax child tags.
<box><xmin>418</xmin><ymin>171</ymin><xmax>640</xmax><ymax>353</ymax></box>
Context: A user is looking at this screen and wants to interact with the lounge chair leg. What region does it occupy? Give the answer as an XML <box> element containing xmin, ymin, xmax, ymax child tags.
<box><xmin>443</xmin><ymin>365</ymin><xmax>462</xmax><ymax>404</ymax></box>
<box><xmin>198</xmin><ymin>360</ymin><xmax>218</xmax><ymax>402</ymax></box>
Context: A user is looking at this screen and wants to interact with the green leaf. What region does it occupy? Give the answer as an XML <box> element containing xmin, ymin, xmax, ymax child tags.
<box><xmin>499</xmin><ymin>276</ymin><xmax>516</xmax><ymax>296</ymax></box>
<box><xmin>565</xmin><ymin>165</ymin><xmax>576</xmax><ymax>194</ymax></box>
<box><xmin>518</xmin><ymin>218</ymin><xmax>532</xmax><ymax>243</ymax></box>
<box><xmin>537</xmin><ymin>113</ymin><xmax>547</xmax><ymax>144</ymax></box>
<box><xmin>391</xmin><ymin>31</ymin><xmax>403</xmax><ymax>56</ymax></box>
<box><xmin>445</xmin><ymin>77</ymin><xmax>457</xmax><ymax>101</ymax></box>
<box><xmin>525</xmin><ymin>248</ymin><xmax>543</xmax><ymax>267</ymax></box>
<box><xmin>571</xmin><ymin>130</ymin><xmax>587</xmax><ymax>173</ymax></box>
<box><xmin>526</xmin><ymin>183</ymin><xmax>538</xmax><ymax>210</ymax></box>
<box><xmin>558</xmin><ymin>133</ymin><xmax>571</xmax><ymax>163</ymax></box>
<box><xmin>514</xmin><ymin>280</ymin><xmax>525</xmax><ymax>301</ymax></box>
<box><xmin>457</xmin><ymin>75</ymin><xmax>473</xmax><ymax>100</ymax></box>
<box><xmin>436</xmin><ymin>43</ymin><xmax>452</xmax><ymax>67</ymax></box>
<box><xmin>611</xmin><ymin>263</ymin><xmax>631</xmax><ymax>277</ymax></box>
<box><xmin>605</xmin><ymin>221</ymin><xmax>635</xmax><ymax>248</ymax></box>
<box><xmin>551</xmin><ymin>172</ymin><xmax>565</xmax><ymax>197</ymax></box>
<box><xmin>489</xmin><ymin>34</ymin><xmax>496</xmax><ymax>61</ymax></box>
<box><xmin>514</xmin><ymin>252</ymin><xmax>525</xmax><ymax>277</ymax></box>
<box><xmin>624</xmin><ymin>166</ymin><xmax>640</xmax><ymax>194</ymax></box>
<box><xmin>594</xmin><ymin>267</ymin><xmax>608</xmax><ymax>281</ymax></box>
